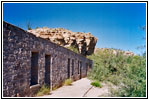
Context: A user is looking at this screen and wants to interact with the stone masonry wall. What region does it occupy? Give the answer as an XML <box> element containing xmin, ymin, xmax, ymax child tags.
<box><xmin>3</xmin><ymin>21</ymin><xmax>93</xmax><ymax>97</ymax></box>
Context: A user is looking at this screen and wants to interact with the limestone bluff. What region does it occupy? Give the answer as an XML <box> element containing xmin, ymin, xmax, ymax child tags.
<box><xmin>28</xmin><ymin>28</ymin><xmax>97</xmax><ymax>56</ymax></box>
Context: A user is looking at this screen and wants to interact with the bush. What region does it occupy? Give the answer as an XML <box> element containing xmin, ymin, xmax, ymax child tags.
<box><xmin>91</xmin><ymin>81</ymin><xmax>102</xmax><ymax>88</ymax></box>
<box><xmin>27</xmin><ymin>22</ymin><xmax>32</xmax><ymax>30</ymax></box>
<box><xmin>66</xmin><ymin>46</ymin><xmax>79</xmax><ymax>54</ymax></box>
<box><xmin>63</xmin><ymin>79</ymin><xmax>73</xmax><ymax>86</ymax></box>
<box><xmin>52</xmin><ymin>85</ymin><xmax>59</xmax><ymax>91</ymax></box>
<box><xmin>36</xmin><ymin>85</ymin><xmax>50</xmax><ymax>96</ymax></box>
<box><xmin>87</xmin><ymin>49</ymin><xmax>146</xmax><ymax>97</ymax></box>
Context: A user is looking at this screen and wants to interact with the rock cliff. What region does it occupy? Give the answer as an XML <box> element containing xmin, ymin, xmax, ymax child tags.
<box><xmin>28</xmin><ymin>28</ymin><xmax>97</xmax><ymax>56</ymax></box>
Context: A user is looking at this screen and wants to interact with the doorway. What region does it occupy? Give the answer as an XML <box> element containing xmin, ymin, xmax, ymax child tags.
<box><xmin>45</xmin><ymin>55</ymin><xmax>51</xmax><ymax>86</ymax></box>
<box><xmin>30</xmin><ymin>52</ymin><xmax>38</xmax><ymax>86</ymax></box>
<box><xmin>67</xmin><ymin>58</ymin><xmax>70</xmax><ymax>78</ymax></box>
<box><xmin>80</xmin><ymin>61</ymin><xmax>82</xmax><ymax>79</ymax></box>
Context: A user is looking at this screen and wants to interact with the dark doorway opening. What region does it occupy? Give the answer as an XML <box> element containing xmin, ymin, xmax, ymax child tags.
<box><xmin>72</xmin><ymin>59</ymin><xmax>74</xmax><ymax>76</ymax></box>
<box><xmin>86</xmin><ymin>63</ymin><xmax>88</xmax><ymax>76</ymax></box>
<box><xmin>78</xmin><ymin>60</ymin><xmax>80</xmax><ymax>74</ymax></box>
<box><xmin>80</xmin><ymin>61</ymin><xmax>82</xmax><ymax>79</ymax></box>
<box><xmin>68</xmin><ymin>58</ymin><xmax>70</xmax><ymax>78</ymax></box>
<box><xmin>89</xmin><ymin>64</ymin><xmax>92</xmax><ymax>71</ymax></box>
<box><xmin>45</xmin><ymin>55</ymin><xmax>51</xmax><ymax>86</ymax></box>
<box><xmin>30</xmin><ymin>52</ymin><xmax>38</xmax><ymax>86</ymax></box>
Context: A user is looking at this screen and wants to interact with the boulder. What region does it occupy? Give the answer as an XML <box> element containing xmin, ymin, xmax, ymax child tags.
<box><xmin>28</xmin><ymin>28</ymin><xmax>97</xmax><ymax>56</ymax></box>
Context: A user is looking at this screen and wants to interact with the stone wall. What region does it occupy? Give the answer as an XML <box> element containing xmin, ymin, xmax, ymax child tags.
<box><xmin>3</xmin><ymin>21</ymin><xmax>93</xmax><ymax>97</ymax></box>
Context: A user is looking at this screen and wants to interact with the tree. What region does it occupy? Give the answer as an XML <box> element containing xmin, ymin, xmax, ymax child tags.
<box><xmin>137</xmin><ymin>26</ymin><xmax>146</xmax><ymax>56</ymax></box>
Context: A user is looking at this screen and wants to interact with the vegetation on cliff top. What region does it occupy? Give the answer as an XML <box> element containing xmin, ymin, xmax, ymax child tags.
<box><xmin>87</xmin><ymin>49</ymin><xmax>146</xmax><ymax>97</ymax></box>
<box><xmin>66</xmin><ymin>46</ymin><xmax>79</xmax><ymax>54</ymax></box>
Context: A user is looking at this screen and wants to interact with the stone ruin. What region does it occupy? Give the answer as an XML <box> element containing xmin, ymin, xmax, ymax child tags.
<box><xmin>3</xmin><ymin>21</ymin><xmax>93</xmax><ymax>97</ymax></box>
<box><xmin>28</xmin><ymin>28</ymin><xmax>97</xmax><ymax>56</ymax></box>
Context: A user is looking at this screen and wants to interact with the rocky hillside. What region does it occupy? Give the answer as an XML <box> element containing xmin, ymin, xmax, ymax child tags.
<box><xmin>28</xmin><ymin>28</ymin><xmax>97</xmax><ymax>56</ymax></box>
<box><xmin>94</xmin><ymin>48</ymin><xmax>135</xmax><ymax>56</ymax></box>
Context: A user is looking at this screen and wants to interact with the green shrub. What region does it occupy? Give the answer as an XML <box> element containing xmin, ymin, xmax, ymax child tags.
<box><xmin>63</xmin><ymin>79</ymin><xmax>73</xmax><ymax>86</ymax></box>
<box><xmin>91</xmin><ymin>81</ymin><xmax>102</xmax><ymax>88</ymax></box>
<box><xmin>36</xmin><ymin>85</ymin><xmax>50</xmax><ymax>96</ymax></box>
<box><xmin>105</xmin><ymin>75</ymin><xmax>122</xmax><ymax>85</ymax></box>
<box><xmin>27</xmin><ymin>22</ymin><xmax>32</xmax><ymax>30</ymax></box>
<box><xmin>66</xmin><ymin>46</ymin><xmax>79</xmax><ymax>54</ymax></box>
<box><xmin>52</xmin><ymin>85</ymin><xmax>59</xmax><ymax>91</ymax></box>
<box><xmin>87</xmin><ymin>49</ymin><xmax>146</xmax><ymax>97</ymax></box>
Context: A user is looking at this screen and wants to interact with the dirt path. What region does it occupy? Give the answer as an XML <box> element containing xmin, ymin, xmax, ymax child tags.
<box><xmin>41</xmin><ymin>78</ymin><xmax>111</xmax><ymax>97</ymax></box>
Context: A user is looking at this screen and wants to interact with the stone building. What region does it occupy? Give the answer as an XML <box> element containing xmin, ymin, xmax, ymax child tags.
<box><xmin>3</xmin><ymin>21</ymin><xmax>93</xmax><ymax>97</ymax></box>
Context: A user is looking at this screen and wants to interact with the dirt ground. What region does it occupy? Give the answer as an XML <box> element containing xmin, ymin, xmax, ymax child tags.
<box><xmin>40</xmin><ymin>78</ymin><xmax>113</xmax><ymax>97</ymax></box>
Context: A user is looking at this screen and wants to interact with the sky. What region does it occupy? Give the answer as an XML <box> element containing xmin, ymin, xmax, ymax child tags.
<box><xmin>3</xmin><ymin>3</ymin><xmax>146</xmax><ymax>54</ymax></box>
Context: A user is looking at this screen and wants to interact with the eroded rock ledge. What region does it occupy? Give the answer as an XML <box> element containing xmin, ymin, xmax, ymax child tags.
<box><xmin>28</xmin><ymin>28</ymin><xmax>97</xmax><ymax>56</ymax></box>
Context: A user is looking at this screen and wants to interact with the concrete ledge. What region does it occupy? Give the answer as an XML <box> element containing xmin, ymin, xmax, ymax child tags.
<box><xmin>29</xmin><ymin>84</ymin><xmax>41</xmax><ymax>96</ymax></box>
<box><xmin>30</xmin><ymin>84</ymin><xmax>40</xmax><ymax>89</ymax></box>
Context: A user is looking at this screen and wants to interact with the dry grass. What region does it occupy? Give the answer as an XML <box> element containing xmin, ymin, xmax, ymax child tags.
<box><xmin>36</xmin><ymin>85</ymin><xmax>50</xmax><ymax>96</ymax></box>
<box><xmin>63</xmin><ymin>79</ymin><xmax>73</xmax><ymax>86</ymax></box>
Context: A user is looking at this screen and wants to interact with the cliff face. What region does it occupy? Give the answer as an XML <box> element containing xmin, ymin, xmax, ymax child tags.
<box><xmin>28</xmin><ymin>28</ymin><xmax>97</xmax><ymax>56</ymax></box>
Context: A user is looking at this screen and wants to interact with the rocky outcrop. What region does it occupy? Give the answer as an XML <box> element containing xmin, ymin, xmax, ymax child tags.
<box><xmin>123</xmin><ymin>51</ymin><xmax>135</xmax><ymax>56</ymax></box>
<box><xmin>94</xmin><ymin>48</ymin><xmax>135</xmax><ymax>56</ymax></box>
<box><xmin>28</xmin><ymin>28</ymin><xmax>97</xmax><ymax>56</ymax></box>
